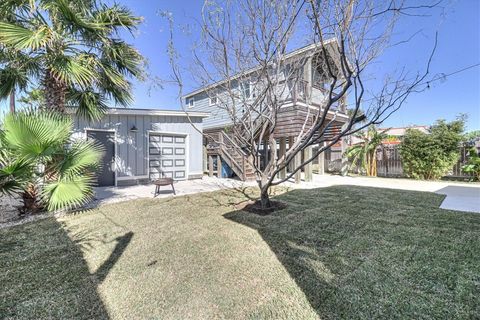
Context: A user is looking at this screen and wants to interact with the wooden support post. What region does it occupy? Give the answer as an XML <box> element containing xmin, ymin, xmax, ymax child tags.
<box><xmin>304</xmin><ymin>145</ymin><xmax>313</xmax><ymax>182</ymax></box>
<box><xmin>341</xmin><ymin>137</ymin><xmax>348</xmax><ymax>176</ymax></box>
<box><xmin>294</xmin><ymin>138</ymin><xmax>301</xmax><ymax>184</ymax></box>
<box><xmin>208</xmin><ymin>155</ymin><xmax>213</xmax><ymax>177</ymax></box>
<box><xmin>217</xmin><ymin>155</ymin><xmax>222</xmax><ymax>178</ymax></box>
<box><xmin>318</xmin><ymin>142</ymin><xmax>325</xmax><ymax>175</ymax></box>
<box><xmin>203</xmin><ymin>146</ymin><xmax>207</xmax><ymax>173</ymax></box>
<box><xmin>279</xmin><ymin>137</ymin><xmax>287</xmax><ymax>179</ymax></box>
<box><xmin>288</xmin><ymin>136</ymin><xmax>295</xmax><ymax>173</ymax></box>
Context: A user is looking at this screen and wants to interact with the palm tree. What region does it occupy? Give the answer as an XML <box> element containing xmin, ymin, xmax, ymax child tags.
<box><xmin>0</xmin><ymin>110</ymin><xmax>102</xmax><ymax>212</ymax></box>
<box><xmin>0</xmin><ymin>0</ymin><xmax>144</xmax><ymax>120</ymax></box>
<box><xmin>345</xmin><ymin>126</ymin><xmax>389</xmax><ymax>177</ymax></box>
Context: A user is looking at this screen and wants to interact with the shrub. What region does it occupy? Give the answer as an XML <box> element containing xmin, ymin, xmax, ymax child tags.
<box><xmin>0</xmin><ymin>111</ymin><xmax>102</xmax><ymax>212</ymax></box>
<box><xmin>400</xmin><ymin>117</ymin><xmax>465</xmax><ymax>180</ymax></box>
<box><xmin>462</xmin><ymin>147</ymin><xmax>480</xmax><ymax>181</ymax></box>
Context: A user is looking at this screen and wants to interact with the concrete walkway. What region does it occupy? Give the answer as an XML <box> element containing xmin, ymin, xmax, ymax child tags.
<box><xmin>93</xmin><ymin>176</ymin><xmax>256</xmax><ymax>205</ymax></box>
<box><xmin>93</xmin><ymin>174</ymin><xmax>480</xmax><ymax>213</ymax></box>
<box><xmin>287</xmin><ymin>174</ymin><xmax>480</xmax><ymax>213</ymax></box>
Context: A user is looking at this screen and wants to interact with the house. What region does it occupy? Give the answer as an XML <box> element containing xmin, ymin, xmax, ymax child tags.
<box><xmin>182</xmin><ymin>41</ymin><xmax>350</xmax><ymax>182</ymax></box>
<box><xmin>379</xmin><ymin>126</ymin><xmax>429</xmax><ymax>145</ymax></box>
<box><xmin>70</xmin><ymin>108</ymin><xmax>209</xmax><ymax>187</ymax></box>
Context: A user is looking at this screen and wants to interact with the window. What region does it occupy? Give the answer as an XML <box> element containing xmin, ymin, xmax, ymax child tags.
<box><xmin>186</xmin><ymin>97</ymin><xmax>194</xmax><ymax>108</ymax></box>
<box><xmin>209</xmin><ymin>95</ymin><xmax>218</xmax><ymax>106</ymax></box>
<box><xmin>241</xmin><ymin>82</ymin><xmax>251</xmax><ymax>99</ymax></box>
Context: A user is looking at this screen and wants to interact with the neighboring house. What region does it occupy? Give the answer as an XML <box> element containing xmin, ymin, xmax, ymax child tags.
<box><xmin>347</xmin><ymin>125</ymin><xmax>430</xmax><ymax>146</ymax></box>
<box><xmin>183</xmin><ymin>41</ymin><xmax>350</xmax><ymax>181</ymax></box>
<box><xmin>70</xmin><ymin>108</ymin><xmax>209</xmax><ymax>187</ymax></box>
<box><xmin>379</xmin><ymin>126</ymin><xmax>429</xmax><ymax>145</ymax></box>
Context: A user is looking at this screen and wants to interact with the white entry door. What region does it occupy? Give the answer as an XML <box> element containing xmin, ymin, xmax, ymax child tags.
<box><xmin>149</xmin><ymin>133</ymin><xmax>187</xmax><ymax>180</ymax></box>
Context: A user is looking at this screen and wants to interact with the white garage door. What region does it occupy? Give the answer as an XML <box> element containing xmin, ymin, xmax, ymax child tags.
<box><xmin>149</xmin><ymin>133</ymin><xmax>187</xmax><ymax>180</ymax></box>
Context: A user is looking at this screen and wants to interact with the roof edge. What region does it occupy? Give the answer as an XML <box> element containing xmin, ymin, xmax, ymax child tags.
<box><xmin>66</xmin><ymin>107</ymin><xmax>210</xmax><ymax>118</ymax></box>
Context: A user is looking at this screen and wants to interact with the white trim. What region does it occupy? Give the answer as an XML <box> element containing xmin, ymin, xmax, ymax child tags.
<box><xmin>186</xmin><ymin>97</ymin><xmax>195</xmax><ymax>109</ymax></box>
<box><xmin>147</xmin><ymin>130</ymin><xmax>190</xmax><ymax>181</ymax></box>
<box><xmin>67</xmin><ymin>107</ymin><xmax>208</xmax><ymax>118</ymax></box>
<box><xmin>294</xmin><ymin>101</ymin><xmax>350</xmax><ymax>120</ymax></box>
<box><xmin>209</xmin><ymin>95</ymin><xmax>218</xmax><ymax>106</ymax></box>
<box><xmin>85</xmin><ymin>128</ymin><xmax>118</xmax><ymax>187</ymax></box>
<box><xmin>116</xmin><ymin>175</ymin><xmax>149</xmax><ymax>181</ymax></box>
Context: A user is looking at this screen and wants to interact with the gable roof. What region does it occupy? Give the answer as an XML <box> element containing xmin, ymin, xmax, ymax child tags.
<box><xmin>183</xmin><ymin>38</ymin><xmax>337</xmax><ymax>99</ymax></box>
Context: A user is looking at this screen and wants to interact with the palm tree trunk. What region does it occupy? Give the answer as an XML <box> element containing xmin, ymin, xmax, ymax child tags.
<box><xmin>9</xmin><ymin>89</ymin><xmax>15</xmax><ymax>113</ymax></box>
<box><xmin>43</xmin><ymin>69</ymin><xmax>67</xmax><ymax>113</ymax></box>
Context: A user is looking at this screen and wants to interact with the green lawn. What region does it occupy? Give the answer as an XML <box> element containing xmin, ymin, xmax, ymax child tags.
<box><xmin>1</xmin><ymin>186</ymin><xmax>479</xmax><ymax>319</ymax></box>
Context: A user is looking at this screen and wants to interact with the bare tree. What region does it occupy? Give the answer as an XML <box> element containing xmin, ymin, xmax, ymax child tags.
<box><xmin>165</xmin><ymin>0</ymin><xmax>440</xmax><ymax>210</ymax></box>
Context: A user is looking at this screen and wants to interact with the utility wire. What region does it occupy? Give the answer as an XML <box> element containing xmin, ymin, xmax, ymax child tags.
<box><xmin>344</xmin><ymin>62</ymin><xmax>480</xmax><ymax>108</ymax></box>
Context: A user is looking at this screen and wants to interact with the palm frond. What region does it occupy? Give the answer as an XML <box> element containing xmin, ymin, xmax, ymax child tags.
<box><xmin>0</xmin><ymin>22</ymin><xmax>52</xmax><ymax>50</ymax></box>
<box><xmin>0</xmin><ymin>159</ymin><xmax>31</xmax><ymax>196</ymax></box>
<box><xmin>66</xmin><ymin>88</ymin><xmax>109</xmax><ymax>121</ymax></box>
<box><xmin>101</xmin><ymin>40</ymin><xmax>144</xmax><ymax>77</ymax></box>
<box><xmin>99</xmin><ymin>77</ymin><xmax>133</xmax><ymax>106</ymax></box>
<box><xmin>0</xmin><ymin>67</ymin><xmax>29</xmax><ymax>100</ymax></box>
<box><xmin>2</xmin><ymin>111</ymin><xmax>71</xmax><ymax>160</ymax></box>
<box><xmin>48</xmin><ymin>54</ymin><xmax>97</xmax><ymax>89</ymax></box>
<box><xmin>43</xmin><ymin>0</ymin><xmax>106</xmax><ymax>33</ymax></box>
<box><xmin>42</xmin><ymin>174</ymin><xmax>96</xmax><ymax>211</ymax></box>
<box><xmin>93</xmin><ymin>4</ymin><xmax>142</xmax><ymax>31</ymax></box>
<box><xmin>53</xmin><ymin>139</ymin><xmax>103</xmax><ymax>179</ymax></box>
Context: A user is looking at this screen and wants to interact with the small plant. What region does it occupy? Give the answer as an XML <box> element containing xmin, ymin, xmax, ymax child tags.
<box><xmin>0</xmin><ymin>110</ymin><xmax>102</xmax><ymax>212</ymax></box>
<box><xmin>462</xmin><ymin>147</ymin><xmax>480</xmax><ymax>181</ymax></box>
<box><xmin>345</xmin><ymin>126</ymin><xmax>389</xmax><ymax>177</ymax></box>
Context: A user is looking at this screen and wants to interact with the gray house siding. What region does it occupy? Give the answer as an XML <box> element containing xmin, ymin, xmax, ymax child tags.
<box><xmin>71</xmin><ymin>112</ymin><xmax>205</xmax><ymax>186</ymax></box>
<box><xmin>187</xmin><ymin>81</ymin><xmax>244</xmax><ymax>129</ymax></box>
<box><xmin>185</xmin><ymin>62</ymin><xmax>331</xmax><ymax>130</ymax></box>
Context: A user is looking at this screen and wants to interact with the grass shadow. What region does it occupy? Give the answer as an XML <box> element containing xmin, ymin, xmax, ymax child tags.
<box><xmin>224</xmin><ymin>185</ymin><xmax>480</xmax><ymax>319</ymax></box>
<box><xmin>0</xmin><ymin>218</ymin><xmax>111</xmax><ymax>319</ymax></box>
<box><xmin>0</xmin><ymin>215</ymin><xmax>134</xmax><ymax>319</ymax></box>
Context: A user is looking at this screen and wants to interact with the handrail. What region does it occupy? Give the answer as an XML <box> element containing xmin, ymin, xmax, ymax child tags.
<box><xmin>221</xmin><ymin>131</ymin><xmax>247</xmax><ymax>156</ymax></box>
<box><xmin>219</xmin><ymin>145</ymin><xmax>243</xmax><ymax>173</ymax></box>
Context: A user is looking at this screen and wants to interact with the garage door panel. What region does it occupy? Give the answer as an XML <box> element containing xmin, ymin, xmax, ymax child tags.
<box><xmin>162</xmin><ymin>136</ymin><xmax>174</xmax><ymax>143</ymax></box>
<box><xmin>174</xmin><ymin>147</ymin><xmax>185</xmax><ymax>155</ymax></box>
<box><xmin>174</xmin><ymin>171</ymin><xmax>185</xmax><ymax>179</ymax></box>
<box><xmin>162</xmin><ymin>159</ymin><xmax>174</xmax><ymax>167</ymax></box>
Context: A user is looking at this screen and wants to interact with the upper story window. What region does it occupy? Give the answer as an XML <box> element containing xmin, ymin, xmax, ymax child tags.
<box><xmin>186</xmin><ymin>97</ymin><xmax>194</xmax><ymax>108</ymax></box>
<box><xmin>209</xmin><ymin>95</ymin><xmax>218</xmax><ymax>106</ymax></box>
<box><xmin>241</xmin><ymin>82</ymin><xmax>252</xmax><ymax>99</ymax></box>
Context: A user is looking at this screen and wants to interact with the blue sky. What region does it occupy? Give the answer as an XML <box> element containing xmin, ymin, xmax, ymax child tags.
<box><xmin>1</xmin><ymin>0</ymin><xmax>479</xmax><ymax>131</ymax></box>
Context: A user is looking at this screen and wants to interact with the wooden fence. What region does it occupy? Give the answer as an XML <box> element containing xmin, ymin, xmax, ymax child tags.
<box><xmin>325</xmin><ymin>145</ymin><xmax>474</xmax><ymax>179</ymax></box>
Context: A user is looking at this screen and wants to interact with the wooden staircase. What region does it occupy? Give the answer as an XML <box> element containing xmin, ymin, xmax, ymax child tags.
<box><xmin>207</xmin><ymin>131</ymin><xmax>256</xmax><ymax>181</ymax></box>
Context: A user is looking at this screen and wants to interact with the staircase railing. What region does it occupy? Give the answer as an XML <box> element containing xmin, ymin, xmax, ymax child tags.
<box><xmin>219</xmin><ymin>131</ymin><xmax>248</xmax><ymax>180</ymax></box>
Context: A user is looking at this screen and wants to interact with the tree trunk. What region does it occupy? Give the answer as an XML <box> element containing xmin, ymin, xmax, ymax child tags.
<box><xmin>9</xmin><ymin>89</ymin><xmax>15</xmax><ymax>113</ymax></box>
<box><xmin>260</xmin><ymin>187</ymin><xmax>271</xmax><ymax>209</ymax></box>
<box><xmin>43</xmin><ymin>69</ymin><xmax>67</xmax><ymax>113</ymax></box>
<box><xmin>21</xmin><ymin>183</ymin><xmax>43</xmax><ymax>214</ymax></box>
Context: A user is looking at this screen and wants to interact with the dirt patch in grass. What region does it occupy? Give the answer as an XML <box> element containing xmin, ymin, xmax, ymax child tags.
<box><xmin>238</xmin><ymin>200</ymin><xmax>287</xmax><ymax>215</ymax></box>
